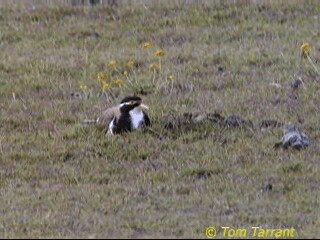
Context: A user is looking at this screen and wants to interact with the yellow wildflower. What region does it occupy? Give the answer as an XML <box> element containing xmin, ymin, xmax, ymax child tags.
<box><xmin>108</xmin><ymin>60</ymin><xmax>117</xmax><ymax>68</ymax></box>
<box><xmin>123</xmin><ymin>71</ymin><xmax>129</xmax><ymax>76</ymax></box>
<box><xmin>80</xmin><ymin>84</ymin><xmax>88</xmax><ymax>90</ymax></box>
<box><xmin>149</xmin><ymin>63</ymin><xmax>159</xmax><ymax>70</ymax></box>
<box><xmin>153</xmin><ymin>50</ymin><xmax>165</xmax><ymax>57</ymax></box>
<box><xmin>112</xmin><ymin>79</ymin><xmax>126</xmax><ymax>86</ymax></box>
<box><xmin>127</xmin><ymin>60</ymin><xmax>135</xmax><ymax>68</ymax></box>
<box><xmin>101</xmin><ymin>82</ymin><xmax>112</xmax><ymax>89</ymax></box>
<box><xmin>97</xmin><ymin>72</ymin><xmax>108</xmax><ymax>82</ymax></box>
<box><xmin>300</xmin><ymin>42</ymin><xmax>320</xmax><ymax>74</ymax></box>
<box><xmin>141</xmin><ymin>42</ymin><xmax>153</xmax><ymax>49</ymax></box>
<box><xmin>300</xmin><ymin>43</ymin><xmax>311</xmax><ymax>57</ymax></box>
<box><xmin>168</xmin><ymin>75</ymin><xmax>175</xmax><ymax>80</ymax></box>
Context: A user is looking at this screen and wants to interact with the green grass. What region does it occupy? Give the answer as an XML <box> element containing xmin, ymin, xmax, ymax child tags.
<box><xmin>1</xmin><ymin>0</ymin><xmax>320</xmax><ymax>238</ymax></box>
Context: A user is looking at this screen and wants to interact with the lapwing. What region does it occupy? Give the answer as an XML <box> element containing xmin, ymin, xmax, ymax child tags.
<box><xmin>96</xmin><ymin>96</ymin><xmax>150</xmax><ymax>135</ymax></box>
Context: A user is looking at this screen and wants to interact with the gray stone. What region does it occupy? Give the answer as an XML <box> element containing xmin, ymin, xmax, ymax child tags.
<box><xmin>277</xmin><ymin>124</ymin><xmax>310</xmax><ymax>150</ymax></box>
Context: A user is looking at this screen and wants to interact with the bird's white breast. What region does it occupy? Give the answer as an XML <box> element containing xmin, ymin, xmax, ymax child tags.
<box><xmin>129</xmin><ymin>107</ymin><xmax>145</xmax><ymax>129</ymax></box>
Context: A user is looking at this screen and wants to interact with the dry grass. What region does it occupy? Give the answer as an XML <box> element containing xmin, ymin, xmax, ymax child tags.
<box><xmin>1</xmin><ymin>0</ymin><xmax>320</xmax><ymax>238</ymax></box>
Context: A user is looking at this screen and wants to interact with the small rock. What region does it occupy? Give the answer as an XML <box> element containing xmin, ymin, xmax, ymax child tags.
<box><xmin>270</xmin><ymin>82</ymin><xmax>282</xmax><ymax>88</ymax></box>
<box><xmin>291</xmin><ymin>78</ymin><xmax>303</xmax><ymax>89</ymax></box>
<box><xmin>224</xmin><ymin>114</ymin><xmax>252</xmax><ymax>128</ymax></box>
<box><xmin>264</xmin><ymin>184</ymin><xmax>273</xmax><ymax>192</ymax></box>
<box><xmin>192</xmin><ymin>114</ymin><xmax>208</xmax><ymax>124</ymax></box>
<box><xmin>217</xmin><ymin>66</ymin><xmax>225</xmax><ymax>74</ymax></box>
<box><xmin>70</xmin><ymin>91</ymin><xmax>83</xmax><ymax>99</ymax></box>
<box><xmin>207</xmin><ymin>112</ymin><xmax>225</xmax><ymax>125</ymax></box>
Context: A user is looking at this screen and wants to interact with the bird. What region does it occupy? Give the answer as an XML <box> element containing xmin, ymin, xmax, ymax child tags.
<box><xmin>96</xmin><ymin>96</ymin><xmax>150</xmax><ymax>135</ymax></box>
<box><xmin>275</xmin><ymin>124</ymin><xmax>310</xmax><ymax>150</ymax></box>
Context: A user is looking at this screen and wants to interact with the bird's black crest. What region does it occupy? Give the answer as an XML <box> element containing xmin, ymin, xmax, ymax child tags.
<box><xmin>120</xmin><ymin>96</ymin><xmax>142</xmax><ymax>104</ymax></box>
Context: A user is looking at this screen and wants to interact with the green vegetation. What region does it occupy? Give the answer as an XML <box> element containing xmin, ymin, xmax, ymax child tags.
<box><xmin>1</xmin><ymin>0</ymin><xmax>320</xmax><ymax>238</ymax></box>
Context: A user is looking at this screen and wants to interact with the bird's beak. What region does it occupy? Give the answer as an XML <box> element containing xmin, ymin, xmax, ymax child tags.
<box><xmin>140</xmin><ymin>103</ymin><xmax>149</xmax><ymax>110</ymax></box>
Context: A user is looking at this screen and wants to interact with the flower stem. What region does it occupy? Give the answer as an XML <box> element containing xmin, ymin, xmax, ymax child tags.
<box><xmin>159</xmin><ymin>58</ymin><xmax>162</xmax><ymax>74</ymax></box>
<box><xmin>307</xmin><ymin>55</ymin><xmax>320</xmax><ymax>75</ymax></box>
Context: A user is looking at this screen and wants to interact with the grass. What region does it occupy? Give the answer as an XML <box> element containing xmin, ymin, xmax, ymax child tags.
<box><xmin>1</xmin><ymin>0</ymin><xmax>320</xmax><ymax>238</ymax></box>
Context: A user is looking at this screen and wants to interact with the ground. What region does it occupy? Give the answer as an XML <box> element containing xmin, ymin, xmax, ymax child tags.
<box><xmin>0</xmin><ymin>0</ymin><xmax>320</xmax><ymax>238</ymax></box>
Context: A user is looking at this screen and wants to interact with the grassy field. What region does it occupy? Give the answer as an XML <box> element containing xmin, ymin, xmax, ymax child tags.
<box><xmin>1</xmin><ymin>0</ymin><xmax>320</xmax><ymax>238</ymax></box>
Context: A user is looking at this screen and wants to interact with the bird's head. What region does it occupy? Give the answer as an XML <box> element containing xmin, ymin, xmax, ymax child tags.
<box><xmin>119</xmin><ymin>96</ymin><xmax>149</xmax><ymax>113</ymax></box>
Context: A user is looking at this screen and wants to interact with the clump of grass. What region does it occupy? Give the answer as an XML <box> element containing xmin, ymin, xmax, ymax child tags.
<box><xmin>81</xmin><ymin>42</ymin><xmax>176</xmax><ymax>98</ymax></box>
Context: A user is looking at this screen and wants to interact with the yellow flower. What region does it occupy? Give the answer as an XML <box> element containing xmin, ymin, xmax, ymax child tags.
<box><xmin>80</xmin><ymin>84</ymin><xmax>88</xmax><ymax>90</ymax></box>
<box><xmin>149</xmin><ymin>63</ymin><xmax>159</xmax><ymax>70</ymax></box>
<box><xmin>141</xmin><ymin>42</ymin><xmax>153</xmax><ymax>49</ymax></box>
<box><xmin>300</xmin><ymin>43</ymin><xmax>311</xmax><ymax>57</ymax></box>
<box><xmin>112</xmin><ymin>79</ymin><xmax>126</xmax><ymax>86</ymax></box>
<box><xmin>123</xmin><ymin>71</ymin><xmax>129</xmax><ymax>76</ymax></box>
<box><xmin>168</xmin><ymin>75</ymin><xmax>175</xmax><ymax>80</ymax></box>
<box><xmin>127</xmin><ymin>60</ymin><xmax>135</xmax><ymax>68</ymax></box>
<box><xmin>97</xmin><ymin>72</ymin><xmax>108</xmax><ymax>82</ymax></box>
<box><xmin>153</xmin><ymin>50</ymin><xmax>165</xmax><ymax>57</ymax></box>
<box><xmin>101</xmin><ymin>82</ymin><xmax>112</xmax><ymax>89</ymax></box>
<box><xmin>108</xmin><ymin>60</ymin><xmax>117</xmax><ymax>68</ymax></box>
